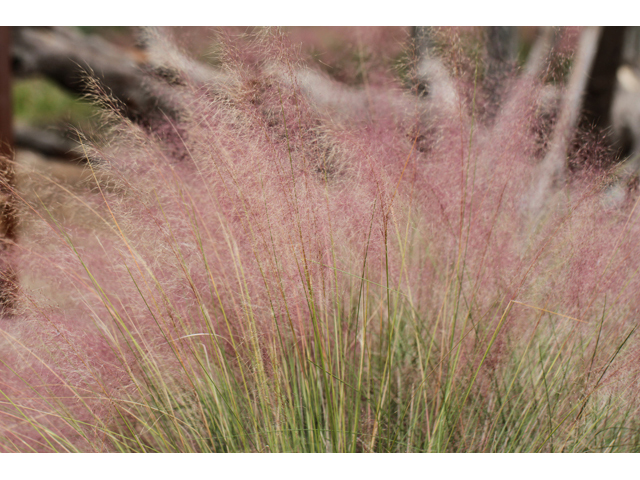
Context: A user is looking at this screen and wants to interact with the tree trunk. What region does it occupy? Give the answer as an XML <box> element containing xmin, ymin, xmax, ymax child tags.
<box><xmin>484</xmin><ymin>26</ymin><xmax>519</xmax><ymax>118</ymax></box>
<box><xmin>581</xmin><ymin>26</ymin><xmax>626</xmax><ymax>132</ymax></box>
<box><xmin>486</xmin><ymin>26</ymin><xmax>518</xmax><ymax>73</ymax></box>
<box><xmin>0</xmin><ymin>27</ymin><xmax>17</xmax><ymax>314</ymax></box>
<box><xmin>0</xmin><ymin>27</ymin><xmax>12</xmax><ymax>161</ymax></box>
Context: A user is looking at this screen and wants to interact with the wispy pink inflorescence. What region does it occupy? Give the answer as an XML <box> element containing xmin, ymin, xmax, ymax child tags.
<box><xmin>3</xmin><ymin>27</ymin><xmax>640</xmax><ymax>450</ymax></box>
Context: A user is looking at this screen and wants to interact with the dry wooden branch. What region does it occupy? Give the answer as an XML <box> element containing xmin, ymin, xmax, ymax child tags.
<box><xmin>528</xmin><ymin>27</ymin><xmax>602</xmax><ymax>213</ymax></box>
<box><xmin>14</xmin><ymin>125</ymin><xmax>82</xmax><ymax>162</ymax></box>
<box><xmin>11</xmin><ymin>26</ymin><xmax>174</xmax><ymax>122</ymax></box>
<box><xmin>411</xmin><ymin>27</ymin><xmax>460</xmax><ymax>114</ymax></box>
<box><xmin>524</xmin><ymin>27</ymin><xmax>561</xmax><ymax>78</ymax></box>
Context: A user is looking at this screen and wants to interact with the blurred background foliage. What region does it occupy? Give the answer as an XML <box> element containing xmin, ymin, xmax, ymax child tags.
<box><xmin>11</xmin><ymin>26</ymin><xmax>550</xmax><ymax>133</ymax></box>
<box><xmin>13</xmin><ymin>77</ymin><xmax>98</xmax><ymax>128</ymax></box>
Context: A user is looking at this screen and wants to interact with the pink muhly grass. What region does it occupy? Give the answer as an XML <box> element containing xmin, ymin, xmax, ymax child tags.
<box><xmin>1</xmin><ymin>27</ymin><xmax>640</xmax><ymax>452</ymax></box>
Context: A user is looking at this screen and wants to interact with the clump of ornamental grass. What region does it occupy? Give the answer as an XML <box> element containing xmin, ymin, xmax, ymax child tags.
<box><xmin>2</xmin><ymin>27</ymin><xmax>640</xmax><ymax>452</ymax></box>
